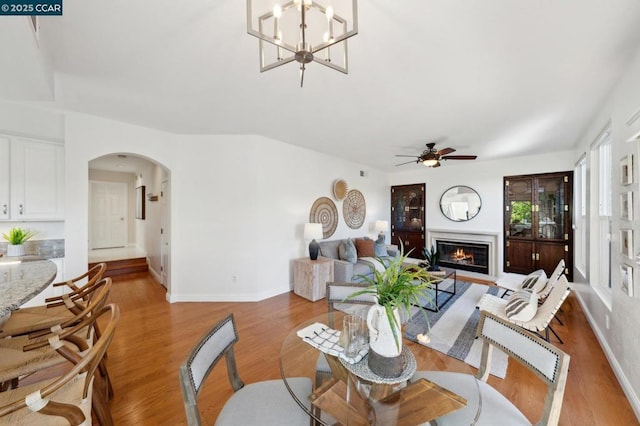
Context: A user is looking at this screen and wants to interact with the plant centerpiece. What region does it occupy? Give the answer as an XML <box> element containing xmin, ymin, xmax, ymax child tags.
<box><xmin>2</xmin><ymin>227</ymin><xmax>37</xmax><ymax>257</ymax></box>
<box><xmin>346</xmin><ymin>246</ymin><xmax>434</xmax><ymax>377</ymax></box>
<box><xmin>421</xmin><ymin>245</ymin><xmax>440</xmax><ymax>271</ymax></box>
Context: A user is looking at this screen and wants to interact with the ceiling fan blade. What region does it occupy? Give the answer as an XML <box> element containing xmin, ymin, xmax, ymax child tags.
<box><xmin>395</xmin><ymin>154</ymin><xmax>419</xmax><ymax>158</ymax></box>
<box><xmin>441</xmin><ymin>155</ymin><xmax>478</xmax><ymax>160</ymax></box>
<box><xmin>395</xmin><ymin>160</ymin><xmax>418</xmax><ymax>166</ymax></box>
<box><xmin>437</xmin><ymin>147</ymin><xmax>456</xmax><ymax>156</ymax></box>
<box><xmin>431</xmin><ymin>161</ymin><xmax>441</xmax><ymax>168</ymax></box>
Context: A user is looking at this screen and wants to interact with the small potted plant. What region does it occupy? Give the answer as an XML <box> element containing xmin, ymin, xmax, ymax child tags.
<box><xmin>422</xmin><ymin>245</ymin><xmax>440</xmax><ymax>271</ymax></box>
<box><xmin>346</xmin><ymin>245</ymin><xmax>434</xmax><ymax>377</ymax></box>
<box><xmin>2</xmin><ymin>227</ymin><xmax>37</xmax><ymax>257</ymax></box>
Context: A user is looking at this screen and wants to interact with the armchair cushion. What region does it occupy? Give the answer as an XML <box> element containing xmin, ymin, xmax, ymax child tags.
<box><xmin>505</xmin><ymin>290</ymin><xmax>537</xmax><ymax>322</ymax></box>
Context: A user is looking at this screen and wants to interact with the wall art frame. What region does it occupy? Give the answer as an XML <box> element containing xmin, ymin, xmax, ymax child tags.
<box><xmin>620</xmin><ymin>155</ymin><xmax>633</xmax><ymax>185</ymax></box>
<box><xmin>620</xmin><ymin>191</ymin><xmax>633</xmax><ymax>221</ymax></box>
<box><xmin>620</xmin><ymin>264</ymin><xmax>634</xmax><ymax>297</ymax></box>
<box><xmin>620</xmin><ymin>228</ymin><xmax>633</xmax><ymax>260</ymax></box>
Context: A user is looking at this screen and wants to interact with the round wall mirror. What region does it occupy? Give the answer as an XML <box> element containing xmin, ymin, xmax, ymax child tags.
<box><xmin>440</xmin><ymin>186</ymin><xmax>482</xmax><ymax>221</ymax></box>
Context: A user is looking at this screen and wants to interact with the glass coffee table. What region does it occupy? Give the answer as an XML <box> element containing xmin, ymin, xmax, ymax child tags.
<box><xmin>423</xmin><ymin>268</ymin><xmax>457</xmax><ymax>312</ymax></box>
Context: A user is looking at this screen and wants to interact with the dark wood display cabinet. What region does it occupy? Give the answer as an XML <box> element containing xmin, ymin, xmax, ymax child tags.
<box><xmin>391</xmin><ymin>183</ymin><xmax>425</xmax><ymax>258</ymax></box>
<box><xmin>504</xmin><ymin>171</ymin><xmax>573</xmax><ymax>281</ymax></box>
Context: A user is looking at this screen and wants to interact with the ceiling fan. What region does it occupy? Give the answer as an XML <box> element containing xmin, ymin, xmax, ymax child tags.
<box><xmin>395</xmin><ymin>142</ymin><xmax>478</xmax><ymax>168</ymax></box>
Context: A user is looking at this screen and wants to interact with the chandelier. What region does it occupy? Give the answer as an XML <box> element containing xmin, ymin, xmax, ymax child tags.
<box><xmin>247</xmin><ymin>0</ymin><xmax>358</xmax><ymax>87</ymax></box>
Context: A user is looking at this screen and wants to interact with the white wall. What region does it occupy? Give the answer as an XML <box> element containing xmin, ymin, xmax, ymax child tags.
<box><xmin>389</xmin><ymin>151</ymin><xmax>575</xmax><ymax>272</ymax></box>
<box><xmin>571</xmin><ymin>44</ymin><xmax>640</xmax><ymax>418</ymax></box>
<box><xmin>64</xmin><ymin>112</ymin><xmax>390</xmax><ymax>303</ymax></box>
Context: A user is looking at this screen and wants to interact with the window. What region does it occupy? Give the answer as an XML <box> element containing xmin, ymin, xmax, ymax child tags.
<box><xmin>574</xmin><ymin>155</ymin><xmax>587</xmax><ymax>276</ymax></box>
<box><xmin>590</xmin><ymin>124</ymin><xmax>612</xmax><ymax>306</ymax></box>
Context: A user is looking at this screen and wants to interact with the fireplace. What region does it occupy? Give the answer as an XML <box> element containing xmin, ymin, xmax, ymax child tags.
<box><xmin>436</xmin><ymin>240</ymin><xmax>490</xmax><ymax>274</ymax></box>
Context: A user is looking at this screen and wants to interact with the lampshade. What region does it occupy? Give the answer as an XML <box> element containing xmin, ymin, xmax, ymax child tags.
<box><xmin>374</xmin><ymin>220</ymin><xmax>388</xmax><ymax>233</ymax></box>
<box><xmin>304</xmin><ymin>223</ymin><xmax>323</xmax><ymax>240</ymax></box>
<box><xmin>423</xmin><ymin>158</ymin><xmax>439</xmax><ymax>167</ymax></box>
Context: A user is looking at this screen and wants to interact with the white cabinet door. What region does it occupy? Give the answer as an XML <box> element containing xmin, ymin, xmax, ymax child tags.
<box><xmin>11</xmin><ymin>138</ymin><xmax>65</xmax><ymax>220</ymax></box>
<box><xmin>0</xmin><ymin>137</ymin><xmax>9</xmax><ymax>220</ymax></box>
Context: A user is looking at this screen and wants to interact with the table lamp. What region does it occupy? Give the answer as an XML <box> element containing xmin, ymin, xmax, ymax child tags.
<box><xmin>304</xmin><ymin>223</ymin><xmax>323</xmax><ymax>260</ymax></box>
<box><xmin>375</xmin><ymin>220</ymin><xmax>388</xmax><ymax>242</ymax></box>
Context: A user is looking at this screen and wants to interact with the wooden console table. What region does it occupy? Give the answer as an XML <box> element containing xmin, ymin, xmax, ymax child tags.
<box><xmin>293</xmin><ymin>257</ymin><xmax>334</xmax><ymax>302</ymax></box>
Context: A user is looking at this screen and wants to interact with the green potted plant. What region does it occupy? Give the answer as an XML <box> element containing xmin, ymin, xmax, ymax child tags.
<box><xmin>346</xmin><ymin>245</ymin><xmax>434</xmax><ymax>377</ymax></box>
<box><xmin>422</xmin><ymin>245</ymin><xmax>440</xmax><ymax>271</ymax></box>
<box><xmin>2</xmin><ymin>227</ymin><xmax>37</xmax><ymax>257</ymax></box>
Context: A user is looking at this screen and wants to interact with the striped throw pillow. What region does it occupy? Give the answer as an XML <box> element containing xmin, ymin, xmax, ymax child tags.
<box><xmin>505</xmin><ymin>290</ymin><xmax>538</xmax><ymax>322</ymax></box>
<box><xmin>520</xmin><ymin>269</ymin><xmax>548</xmax><ymax>293</ymax></box>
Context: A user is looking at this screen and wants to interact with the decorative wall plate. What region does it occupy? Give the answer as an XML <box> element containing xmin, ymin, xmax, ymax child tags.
<box><xmin>309</xmin><ymin>197</ymin><xmax>338</xmax><ymax>238</ymax></box>
<box><xmin>343</xmin><ymin>189</ymin><xmax>366</xmax><ymax>229</ymax></box>
<box><xmin>333</xmin><ymin>179</ymin><xmax>348</xmax><ymax>201</ymax></box>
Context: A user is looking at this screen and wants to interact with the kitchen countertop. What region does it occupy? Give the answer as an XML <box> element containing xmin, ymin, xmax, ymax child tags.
<box><xmin>0</xmin><ymin>256</ymin><xmax>57</xmax><ymax>318</ymax></box>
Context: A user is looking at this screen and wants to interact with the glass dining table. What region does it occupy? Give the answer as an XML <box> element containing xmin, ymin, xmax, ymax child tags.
<box><xmin>0</xmin><ymin>256</ymin><xmax>57</xmax><ymax>321</ymax></box>
<box><xmin>280</xmin><ymin>311</ymin><xmax>482</xmax><ymax>425</ymax></box>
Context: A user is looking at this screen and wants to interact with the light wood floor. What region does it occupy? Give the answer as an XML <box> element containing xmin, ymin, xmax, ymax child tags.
<box><xmin>103</xmin><ymin>272</ymin><xmax>637</xmax><ymax>425</ymax></box>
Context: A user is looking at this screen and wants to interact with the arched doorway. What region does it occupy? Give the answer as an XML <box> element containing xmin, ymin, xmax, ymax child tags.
<box><xmin>88</xmin><ymin>153</ymin><xmax>171</xmax><ymax>290</ymax></box>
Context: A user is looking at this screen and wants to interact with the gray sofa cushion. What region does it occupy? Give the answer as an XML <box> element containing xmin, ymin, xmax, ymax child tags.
<box><xmin>374</xmin><ymin>236</ymin><xmax>387</xmax><ymax>257</ymax></box>
<box><xmin>319</xmin><ymin>240</ymin><xmax>341</xmax><ymax>259</ymax></box>
<box><xmin>338</xmin><ymin>239</ymin><xmax>357</xmax><ymax>264</ymax></box>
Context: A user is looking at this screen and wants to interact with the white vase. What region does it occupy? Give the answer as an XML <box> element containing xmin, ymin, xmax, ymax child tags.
<box><xmin>7</xmin><ymin>244</ymin><xmax>25</xmax><ymax>257</ymax></box>
<box><xmin>367</xmin><ymin>304</ymin><xmax>402</xmax><ymax>358</ymax></box>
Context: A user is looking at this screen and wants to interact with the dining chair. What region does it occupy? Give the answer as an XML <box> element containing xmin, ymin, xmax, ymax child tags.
<box><xmin>0</xmin><ymin>303</ymin><xmax>119</xmax><ymax>425</ymax></box>
<box><xmin>411</xmin><ymin>310</ymin><xmax>570</xmax><ymax>425</ymax></box>
<box><xmin>179</xmin><ymin>313</ymin><xmax>312</xmax><ymax>426</ymax></box>
<box><xmin>0</xmin><ymin>263</ymin><xmax>107</xmax><ymax>338</ymax></box>
<box><xmin>477</xmin><ymin>275</ymin><xmax>571</xmax><ymax>343</ymax></box>
<box><xmin>0</xmin><ymin>277</ymin><xmax>113</xmax><ymax>393</ymax></box>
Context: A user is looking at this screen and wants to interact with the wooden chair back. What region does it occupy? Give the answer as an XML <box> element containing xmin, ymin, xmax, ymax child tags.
<box><xmin>476</xmin><ymin>311</ymin><xmax>570</xmax><ymax>425</ymax></box>
<box><xmin>45</xmin><ymin>262</ymin><xmax>107</xmax><ymax>308</ymax></box>
<box><xmin>0</xmin><ymin>303</ymin><xmax>119</xmax><ymax>425</ymax></box>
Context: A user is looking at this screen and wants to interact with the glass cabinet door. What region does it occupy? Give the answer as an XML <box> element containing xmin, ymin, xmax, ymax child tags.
<box><xmin>536</xmin><ymin>176</ymin><xmax>565</xmax><ymax>240</ymax></box>
<box><xmin>507</xmin><ymin>179</ymin><xmax>533</xmax><ymax>238</ymax></box>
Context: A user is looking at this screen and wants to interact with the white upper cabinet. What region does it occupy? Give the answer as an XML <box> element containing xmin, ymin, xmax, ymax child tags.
<box><xmin>1</xmin><ymin>136</ymin><xmax>65</xmax><ymax>221</ymax></box>
<box><xmin>0</xmin><ymin>137</ymin><xmax>9</xmax><ymax>220</ymax></box>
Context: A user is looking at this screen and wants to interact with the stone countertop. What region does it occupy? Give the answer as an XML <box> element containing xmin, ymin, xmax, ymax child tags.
<box><xmin>0</xmin><ymin>256</ymin><xmax>58</xmax><ymax>318</ymax></box>
<box><xmin>0</xmin><ymin>239</ymin><xmax>64</xmax><ymax>259</ymax></box>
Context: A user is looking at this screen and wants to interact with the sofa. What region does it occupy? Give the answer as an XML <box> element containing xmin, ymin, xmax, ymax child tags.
<box><xmin>318</xmin><ymin>237</ymin><xmax>399</xmax><ymax>283</ymax></box>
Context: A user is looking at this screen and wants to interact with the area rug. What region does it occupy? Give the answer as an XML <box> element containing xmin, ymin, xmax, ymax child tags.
<box><xmin>404</xmin><ymin>280</ymin><xmax>508</xmax><ymax>378</ymax></box>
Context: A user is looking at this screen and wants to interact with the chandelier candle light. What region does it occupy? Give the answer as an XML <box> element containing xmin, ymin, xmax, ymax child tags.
<box><xmin>247</xmin><ymin>0</ymin><xmax>358</xmax><ymax>87</ymax></box>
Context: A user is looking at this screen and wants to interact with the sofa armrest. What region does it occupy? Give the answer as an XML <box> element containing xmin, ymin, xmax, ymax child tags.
<box><xmin>329</xmin><ymin>258</ymin><xmax>355</xmax><ymax>282</ymax></box>
<box><xmin>386</xmin><ymin>247</ymin><xmax>399</xmax><ymax>258</ymax></box>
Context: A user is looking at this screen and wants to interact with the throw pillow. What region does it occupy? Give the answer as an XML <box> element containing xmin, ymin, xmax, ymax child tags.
<box><xmin>338</xmin><ymin>239</ymin><xmax>357</xmax><ymax>264</ymax></box>
<box><xmin>354</xmin><ymin>238</ymin><xmax>375</xmax><ymax>258</ymax></box>
<box><xmin>505</xmin><ymin>290</ymin><xmax>538</xmax><ymax>322</ymax></box>
<box><xmin>374</xmin><ymin>235</ymin><xmax>387</xmax><ymax>257</ymax></box>
<box><xmin>520</xmin><ymin>269</ymin><xmax>548</xmax><ymax>293</ymax></box>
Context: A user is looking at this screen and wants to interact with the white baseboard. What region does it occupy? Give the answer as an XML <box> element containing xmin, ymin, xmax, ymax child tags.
<box><xmin>573</xmin><ymin>290</ymin><xmax>640</xmax><ymax>421</ymax></box>
<box><xmin>167</xmin><ymin>284</ymin><xmax>292</xmax><ymax>303</ymax></box>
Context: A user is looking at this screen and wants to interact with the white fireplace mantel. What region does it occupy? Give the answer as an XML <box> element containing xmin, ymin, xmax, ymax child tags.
<box><xmin>426</xmin><ymin>228</ymin><xmax>500</xmax><ymax>277</ymax></box>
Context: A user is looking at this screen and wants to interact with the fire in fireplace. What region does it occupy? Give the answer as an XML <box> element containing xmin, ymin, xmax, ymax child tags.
<box><xmin>436</xmin><ymin>240</ymin><xmax>489</xmax><ymax>274</ymax></box>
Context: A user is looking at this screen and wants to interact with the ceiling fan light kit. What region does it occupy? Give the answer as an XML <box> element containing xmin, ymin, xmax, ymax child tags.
<box><xmin>395</xmin><ymin>142</ymin><xmax>478</xmax><ymax>168</ymax></box>
<box><xmin>246</xmin><ymin>0</ymin><xmax>358</xmax><ymax>87</ymax></box>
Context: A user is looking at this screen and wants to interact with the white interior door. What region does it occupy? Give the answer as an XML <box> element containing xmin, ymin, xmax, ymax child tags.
<box><xmin>160</xmin><ymin>180</ymin><xmax>169</xmax><ymax>287</ymax></box>
<box><xmin>90</xmin><ymin>181</ymin><xmax>128</xmax><ymax>249</ymax></box>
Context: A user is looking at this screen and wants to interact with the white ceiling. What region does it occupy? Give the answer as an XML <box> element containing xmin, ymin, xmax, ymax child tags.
<box><xmin>19</xmin><ymin>0</ymin><xmax>640</xmax><ymax>171</ymax></box>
